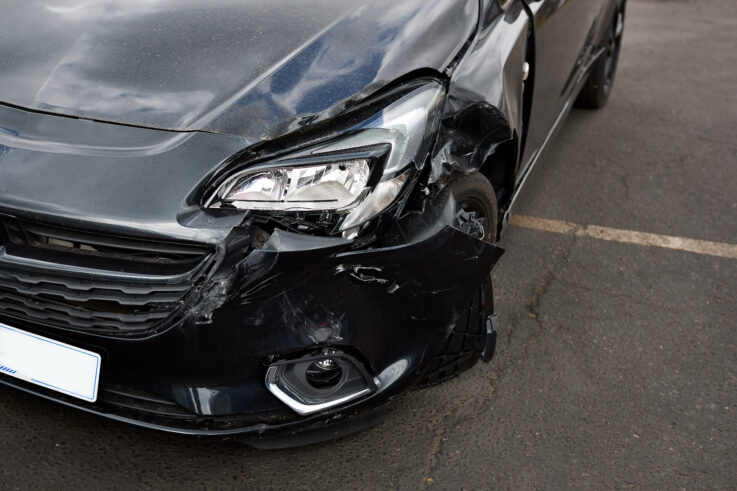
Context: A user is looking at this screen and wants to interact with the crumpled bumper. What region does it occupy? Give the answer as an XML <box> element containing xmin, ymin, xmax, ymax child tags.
<box><xmin>0</xmin><ymin>192</ymin><xmax>503</xmax><ymax>439</ymax></box>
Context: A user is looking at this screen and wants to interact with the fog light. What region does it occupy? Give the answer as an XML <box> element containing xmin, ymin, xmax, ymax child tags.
<box><xmin>265</xmin><ymin>350</ymin><xmax>377</xmax><ymax>415</ymax></box>
<box><xmin>306</xmin><ymin>358</ymin><xmax>343</xmax><ymax>389</ymax></box>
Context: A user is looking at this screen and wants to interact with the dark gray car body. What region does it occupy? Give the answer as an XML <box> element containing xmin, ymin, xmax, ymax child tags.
<box><xmin>0</xmin><ymin>0</ymin><xmax>620</xmax><ymax>443</ymax></box>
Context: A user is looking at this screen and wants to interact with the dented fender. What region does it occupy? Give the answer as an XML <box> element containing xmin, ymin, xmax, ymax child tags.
<box><xmin>430</xmin><ymin>0</ymin><xmax>531</xmax><ymax>208</ymax></box>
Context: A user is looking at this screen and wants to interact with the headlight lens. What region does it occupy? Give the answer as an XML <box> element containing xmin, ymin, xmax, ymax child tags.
<box><xmin>206</xmin><ymin>81</ymin><xmax>445</xmax><ymax>233</ymax></box>
<box><xmin>211</xmin><ymin>159</ymin><xmax>371</xmax><ymax>211</ymax></box>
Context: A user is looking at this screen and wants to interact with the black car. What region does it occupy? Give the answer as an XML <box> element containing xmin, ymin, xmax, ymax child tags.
<box><xmin>0</xmin><ymin>0</ymin><xmax>624</xmax><ymax>446</ymax></box>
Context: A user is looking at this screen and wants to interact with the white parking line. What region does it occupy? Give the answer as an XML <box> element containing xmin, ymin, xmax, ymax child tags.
<box><xmin>510</xmin><ymin>215</ymin><xmax>737</xmax><ymax>260</ymax></box>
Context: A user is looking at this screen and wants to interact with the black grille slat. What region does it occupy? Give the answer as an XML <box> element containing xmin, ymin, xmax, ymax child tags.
<box><xmin>0</xmin><ymin>216</ymin><xmax>210</xmax><ymax>276</ymax></box>
<box><xmin>0</xmin><ymin>287</ymin><xmax>173</xmax><ymax>323</ymax></box>
<box><xmin>0</xmin><ymin>272</ymin><xmax>190</xmax><ymax>305</ymax></box>
<box><xmin>0</xmin><ymin>267</ymin><xmax>192</xmax><ymax>294</ymax></box>
<box><xmin>0</xmin><ymin>215</ymin><xmax>214</xmax><ymax>336</ymax></box>
<box><xmin>0</xmin><ymin>301</ymin><xmax>166</xmax><ymax>332</ymax></box>
<box><xmin>20</xmin><ymin>222</ymin><xmax>209</xmax><ymax>258</ymax></box>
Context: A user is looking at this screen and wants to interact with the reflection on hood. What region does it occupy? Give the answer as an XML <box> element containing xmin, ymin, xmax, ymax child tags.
<box><xmin>0</xmin><ymin>0</ymin><xmax>477</xmax><ymax>140</ymax></box>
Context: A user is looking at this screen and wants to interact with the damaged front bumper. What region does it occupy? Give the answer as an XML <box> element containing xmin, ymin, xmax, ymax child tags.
<box><xmin>0</xmin><ymin>61</ymin><xmax>514</xmax><ymax>442</ymax></box>
<box><xmin>0</xmin><ymin>190</ymin><xmax>503</xmax><ymax>441</ymax></box>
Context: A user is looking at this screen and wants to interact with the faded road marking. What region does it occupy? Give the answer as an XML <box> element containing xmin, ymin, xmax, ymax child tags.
<box><xmin>510</xmin><ymin>215</ymin><xmax>737</xmax><ymax>260</ymax></box>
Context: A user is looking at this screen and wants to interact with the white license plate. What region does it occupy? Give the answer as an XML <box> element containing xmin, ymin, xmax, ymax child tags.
<box><xmin>0</xmin><ymin>322</ymin><xmax>101</xmax><ymax>402</ymax></box>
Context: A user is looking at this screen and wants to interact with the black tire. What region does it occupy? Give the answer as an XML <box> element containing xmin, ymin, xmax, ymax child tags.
<box><xmin>418</xmin><ymin>173</ymin><xmax>498</xmax><ymax>387</ymax></box>
<box><xmin>576</xmin><ymin>0</ymin><xmax>625</xmax><ymax>109</ymax></box>
<box><xmin>450</xmin><ymin>172</ymin><xmax>498</xmax><ymax>243</ymax></box>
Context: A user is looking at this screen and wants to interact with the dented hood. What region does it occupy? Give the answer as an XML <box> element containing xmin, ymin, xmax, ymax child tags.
<box><xmin>0</xmin><ymin>0</ymin><xmax>477</xmax><ymax>140</ymax></box>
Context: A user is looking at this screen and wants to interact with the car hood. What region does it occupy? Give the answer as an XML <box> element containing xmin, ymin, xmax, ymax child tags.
<box><xmin>0</xmin><ymin>0</ymin><xmax>477</xmax><ymax>141</ymax></box>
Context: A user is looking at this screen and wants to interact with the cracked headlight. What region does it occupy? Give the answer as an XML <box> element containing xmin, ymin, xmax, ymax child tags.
<box><xmin>205</xmin><ymin>80</ymin><xmax>445</xmax><ymax>233</ymax></box>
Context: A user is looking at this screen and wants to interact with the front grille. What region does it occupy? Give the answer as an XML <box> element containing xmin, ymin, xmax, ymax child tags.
<box><xmin>0</xmin><ymin>214</ymin><xmax>214</xmax><ymax>336</ymax></box>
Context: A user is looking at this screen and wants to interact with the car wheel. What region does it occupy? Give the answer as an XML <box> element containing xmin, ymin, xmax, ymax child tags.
<box><xmin>576</xmin><ymin>0</ymin><xmax>625</xmax><ymax>109</ymax></box>
<box><xmin>418</xmin><ymin>172</ymin><xmax>498</xmax><ymax>387</ymax></box>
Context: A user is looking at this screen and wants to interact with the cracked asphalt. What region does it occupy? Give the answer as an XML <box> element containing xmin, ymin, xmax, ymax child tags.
<box><xmin>1</xmin><ymin>0</ymin><xmax>736</xmax><ymax>488</ymax></box>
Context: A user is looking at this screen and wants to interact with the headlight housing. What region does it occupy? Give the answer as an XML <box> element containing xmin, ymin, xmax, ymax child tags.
<box><xmin>209</xmin><ymin>159</ymin><xmax>372</xmax><ymax>212</ymax></box>
<box><xmin>205</xmin><ymin>80</ymin><xmax>445</xmax><ymax>234</ymax></box>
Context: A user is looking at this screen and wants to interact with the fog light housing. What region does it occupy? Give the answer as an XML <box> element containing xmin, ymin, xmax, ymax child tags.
<box><xmin>265</xmin><ymin>350</ymin><xmax>376</xmax><ymax>416</ymax></box>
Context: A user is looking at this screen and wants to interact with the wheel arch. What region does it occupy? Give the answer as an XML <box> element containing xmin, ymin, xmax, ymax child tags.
<box><xmin>430</xmin><ymin>0</ymin><xmax>536</xmax><ymax>230</ymax></box>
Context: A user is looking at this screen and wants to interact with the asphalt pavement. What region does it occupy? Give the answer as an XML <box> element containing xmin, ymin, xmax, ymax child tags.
<box><xmin>1</xmin><ymin>0</ymin><xmax>736</xmax><ymax>488</ymax></box>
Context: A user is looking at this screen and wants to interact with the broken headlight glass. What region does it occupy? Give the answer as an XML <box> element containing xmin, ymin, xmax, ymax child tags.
<box><xmin>205</xmin><ymin>81</ymin><xmax>446</xmax><ymax>233</ymax></box>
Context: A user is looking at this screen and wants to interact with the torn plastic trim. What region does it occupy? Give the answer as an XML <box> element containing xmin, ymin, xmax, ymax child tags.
<box><xmin>192</xmin><ymin>184</ymin><xmax>491</xmax><ymax>311</ymax></box>
<box><xmin>183</xmin><ymin>191</ymin><xmax>504</xmax><ymax>364</ymax></box>
<box><xmin>185</xmin><ymin>228</ymin><xmax>354</xmax><ymax>325</ymax></box>
<box><xmin>168</xmin><ymin>185</ymin><xmax>505</xmax><ymax>420</ymax></box>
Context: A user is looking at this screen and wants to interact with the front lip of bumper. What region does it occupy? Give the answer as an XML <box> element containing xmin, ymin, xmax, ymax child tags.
<box><xmin>0</xmin><ymin>193</ymin><xmax>503</xmax><ymax>438</ymax></box>
<box><xmin>0</xmin><ymin>364</ymin><xmax>401</xmax><ymax>440</ymax></box>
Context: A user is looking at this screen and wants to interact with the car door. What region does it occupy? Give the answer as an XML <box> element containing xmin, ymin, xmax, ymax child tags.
<box><xmin>520</xmin><ymin>0</ymin><xmax>608</xmax><ymax>172</ymax></box>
